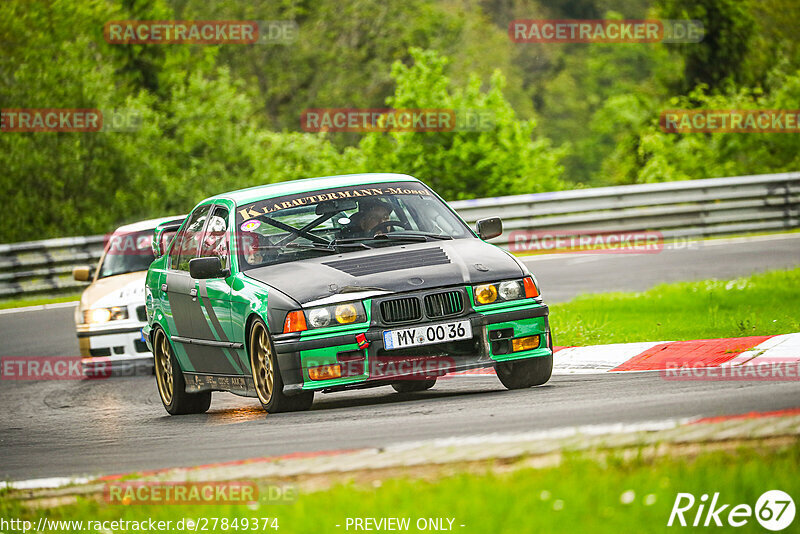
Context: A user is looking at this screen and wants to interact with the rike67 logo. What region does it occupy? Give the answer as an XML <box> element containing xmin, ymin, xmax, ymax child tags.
<box><xmin>668</xmin><ymin>490</ymin><xmax>795</xmax><ymax>531</ymax></box>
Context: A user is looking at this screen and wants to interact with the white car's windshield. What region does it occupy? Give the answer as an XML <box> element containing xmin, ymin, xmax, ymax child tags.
<box><xmin>97</xmin><ymin>230</ymin><xmax>156</xmax><ymax>278</ymax></box>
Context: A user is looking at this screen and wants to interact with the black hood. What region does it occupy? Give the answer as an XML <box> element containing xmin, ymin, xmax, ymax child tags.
<box><xmin>244</xmin><ymin>238</ymin><xmax>525</xmax><ymax>305</ymax></box>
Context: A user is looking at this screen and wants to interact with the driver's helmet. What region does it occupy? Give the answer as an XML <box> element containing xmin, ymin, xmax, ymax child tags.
<box><xmin>357</xmin><ymin>197</ymin><xmax>393</xmax><ymax>215</ymax></box>
<box><xmin>240</xmin><ymin>231</ymin><xmax>271</xmax><ymax>267</ymax></box>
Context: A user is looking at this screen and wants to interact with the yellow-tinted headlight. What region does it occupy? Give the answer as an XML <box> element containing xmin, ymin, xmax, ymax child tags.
<box><xmin>89</xmin><ymin>308</ymin><xmax>112</xmax><ymax>324</ymax></box>
<box><xmin>85</xmin><ymin>306</ymin><xmax>128</xmax><ymax>324</ymax></box>
<box><xmin>475</xmin><ymin>284</ymin><xmax>498</xmax><ymax>305</ymax></box>
<box><xmin>335</xmin><ymin>303</ymin><xmax>358</xmax><ymax>324</ymax></box>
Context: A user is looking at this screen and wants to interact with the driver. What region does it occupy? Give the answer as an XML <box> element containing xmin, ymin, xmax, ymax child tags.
<box><xmin>240</xmin><ymin>231</ymin><xmax>273</xmax><ymax>267</ymax></box>
<box><xmin>346</xmin><ymin>198</ymin><xmax>394</xmax><ymax>237</ymax></box>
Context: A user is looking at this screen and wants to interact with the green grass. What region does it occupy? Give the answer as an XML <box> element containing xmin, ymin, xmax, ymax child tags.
<box><xmin>0</xmin><ymin>293</ymin><xmax>81</xmax><ymax>310</ymax></box>
<box><xmin>2</xmin><ymin>441</ymin><xmax>797</xmax><ymax>533</ymax></box>
<box><xmin>551</xmin><ymin>268</ymin><xmax>800</xmax><ymax>346</ymax></box>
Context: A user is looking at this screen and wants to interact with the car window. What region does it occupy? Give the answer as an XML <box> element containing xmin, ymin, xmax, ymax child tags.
<box><xmin>170</xmin><ymin>205</ymin><xmax>212</xmax><ymax>271</ymax></box>
<box><xmin>199</xmin><ymin>206</ymin><xmax>230</xmax><ymax>269</ymax></box>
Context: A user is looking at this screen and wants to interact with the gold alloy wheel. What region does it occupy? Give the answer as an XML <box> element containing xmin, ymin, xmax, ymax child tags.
<box><xmin>154</xmin><ymin>330</ymin><xmax>174</xmax><ymax>405</ymax></box>
<box><xmin>250</xmin><ymin>322</ymin><xmax>274</xmax><ymax>405</ymax></box>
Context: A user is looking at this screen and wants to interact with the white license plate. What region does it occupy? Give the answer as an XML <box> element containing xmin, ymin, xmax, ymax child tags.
<box><xmin>383</xmin><ymin>320</ymin><xmax>472</xmax><ymax>350</ymax></box>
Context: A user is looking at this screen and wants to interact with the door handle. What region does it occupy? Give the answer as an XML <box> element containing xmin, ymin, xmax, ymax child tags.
<box><xmin>161</xmin><ymin>283</ymin><xmax>168</xmax><ymax>292</ymax></box>
<box><xmin>190</xmin><ymin>288</ymin><xmax>198</xmax><ymax>299</ymax></box>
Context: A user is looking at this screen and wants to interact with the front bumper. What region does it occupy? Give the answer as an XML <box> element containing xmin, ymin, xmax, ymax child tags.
<box><xmin>76</xmin><ymin>321</ymin><xmax>153</xmax><ymax>376</ymax></box>
<box><xmin>273</xmin><ymin>302</ymin><xmax>551</xmax><ymax>394</ymax></box>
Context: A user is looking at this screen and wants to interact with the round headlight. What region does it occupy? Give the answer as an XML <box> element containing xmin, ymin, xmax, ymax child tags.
<box><xmin>335</xmin><ymin>304</ymin><xmax>358</xmax><ymax>324</ymax></box>
<box><xmin>89</xmin><ymin>308</ymin><xmax>112</xmax><ymax>324</ymax></box>
<box><xmin>498</xmin><ymin>280</ymin><xmax>522</xmax><ymax>301</ymax></box>
<box><xmin>308</xmin><ymin>308</ymin><xmax>331</xmax><ymax>328</ymax></box>
<box><xmin>474</xmin><ymin>284</ymin><xmax>498</xmax><ymax>305</ymax></box>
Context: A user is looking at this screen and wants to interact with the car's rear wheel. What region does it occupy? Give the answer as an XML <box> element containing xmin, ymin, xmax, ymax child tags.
<box><xmin>153</xmin><ymin>327</ymin><xmax>211</xmax><ymax>415</ymax></box>
<box><xmin>249</xmin><ymin>319</ymin><xmax>314</xmax><ymax>413</ymax></box>
<box><xmin>391</xmin><ymin>378</ymin><xmax>437</xmax><ymax>393</ymax></box>
<box><xmin>496</xmin><ymin>352</ymin><xmax>553</xmax><ymax>390</ymax></box>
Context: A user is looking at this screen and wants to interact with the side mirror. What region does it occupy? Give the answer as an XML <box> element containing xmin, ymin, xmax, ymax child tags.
<box><xmin>189</xmin><ymin>257</ymin><xmax>229</xmax><ymax>280</ymax></box>
<box><xmin>72</xmin><ymin>265</ymin><xmax>92</xmax><ymax>282</ymax></box>
<box><xmin>476</xmin><ymin>217</ymin><xmax>503</xmax><ymax>240</ymax></box>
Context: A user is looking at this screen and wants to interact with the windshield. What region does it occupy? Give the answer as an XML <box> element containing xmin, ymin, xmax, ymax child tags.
<box><xmin>97</xmin><ymin>229</ymin><xmax>156</xmax><ymax>278</ymax></box>
<box><xmin>235</xmin><ymin>181</ymin><xmax>472</xmax><ymax>270</ymax></box>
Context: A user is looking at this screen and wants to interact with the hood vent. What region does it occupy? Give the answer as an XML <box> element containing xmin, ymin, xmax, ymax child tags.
<box><xmin>323</xmin><ymin>247</ymin><xmax>450</xmax><ymax>277</ymax></box>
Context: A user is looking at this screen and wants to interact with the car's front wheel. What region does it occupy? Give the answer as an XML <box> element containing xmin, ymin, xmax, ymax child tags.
<box><xmin>153</xmin><ymin>327</ymin><xmax>211</xmax><ymax>415</ymax></box>
<box><xmin>391</xmin><ymin>378</ymin><xmax>436</xmax><ymax>393</ymax></box>
<box><xmin>496</xmin><ymin>353</ymin><xmax>553</xmax><ymax>390</ymax></box>
<box><xmin>249</xmin><ymin>319</ymin><xmax>314</xmax><ymax>413</ymax></box>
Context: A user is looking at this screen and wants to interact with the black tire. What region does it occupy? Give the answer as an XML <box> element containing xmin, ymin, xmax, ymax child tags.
<box><xmin>153</xmin><ymin>327</ymin><xmax>211</xmax><ymax>415</ymax></box>
<box><xmin>391</xmin><ymin>378</ymin><xmax>437</xmax><ymax>393</ymax></box>
<box><xmin>495</xmin><ymin>353</ymin><xmax>553</xmax><ymax>390</ymax></box>
<box><xmin>249</xmin><ymin>318</ymin><xmax>314</xmax><ymax>413</ymax></box>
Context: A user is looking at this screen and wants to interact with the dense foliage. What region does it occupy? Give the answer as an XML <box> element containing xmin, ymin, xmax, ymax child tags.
<box><xmin>1</xmin><ymin>0</ymin><xmax>798</xmax><ymax>241</ymax></box>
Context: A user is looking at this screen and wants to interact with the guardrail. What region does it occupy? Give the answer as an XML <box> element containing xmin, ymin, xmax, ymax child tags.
<box><xmin>449</xmin><ymin>172</ymin><xmax>799</xmax><ymax>248</ymax></box>
<box><xmin>1</xmin><ymin>172</ymin><xmax>798</xmax><ymax>300</ymax></box>
<box><xmin>0</xmin><ymin>235</ymin><xmax>106</xmax><ymax>298</ymax></box>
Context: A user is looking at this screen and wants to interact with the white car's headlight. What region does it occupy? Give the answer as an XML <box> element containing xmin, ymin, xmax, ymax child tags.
<box><xmin>84</xmin><ymin>306</ymin><xmax>128</xmax><ymax>324</ymax></box>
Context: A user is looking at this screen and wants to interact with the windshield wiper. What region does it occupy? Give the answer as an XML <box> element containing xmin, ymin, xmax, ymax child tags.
<box><xmin>332</xmin><ymin>232</ymin><xmax>453</xmax><ymax>246</ymax></box>
<box><xmin>373</xmin><ymin>232</ymin><xmax>454</xmax><ymax>242</ymax></box>
<box><xmin>284</xmin><ymin>242</ymin><xmax>370</xmax><ymax>253</ymax></box>
<box><xmin>405</xmin><ymin>232</ymin><xmax>453</xmax><ymax>240</ymax></box>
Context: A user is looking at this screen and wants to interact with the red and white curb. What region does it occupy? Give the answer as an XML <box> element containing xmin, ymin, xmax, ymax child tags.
<box><xmin>453</xmin><ymin>333</ymin><xmax>800</xmax><ymax>376</ymax></box>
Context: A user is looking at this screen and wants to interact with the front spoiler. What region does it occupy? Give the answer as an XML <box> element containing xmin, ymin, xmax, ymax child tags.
<box><xmin>274</xmin><ymin>303</ymin><xmax>551</xmax><ymax>394</ymax></box>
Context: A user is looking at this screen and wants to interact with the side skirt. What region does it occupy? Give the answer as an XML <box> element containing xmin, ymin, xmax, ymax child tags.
<box><xmin>183</xmin><ymin>372</ymin><xmax>256</xmax><ymax>397</ymax></box>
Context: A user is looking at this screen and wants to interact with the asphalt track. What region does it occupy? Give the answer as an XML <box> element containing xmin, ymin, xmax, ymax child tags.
<box><xmin>1</xmin><ymin>234</ymin><xmax>799</xmax><ymax>481</ymax></box>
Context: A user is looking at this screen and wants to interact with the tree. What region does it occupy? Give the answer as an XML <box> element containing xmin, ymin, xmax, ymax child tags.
<box><xmin>658</xmin><ymin>0</ymin><xmax>756</xmax><ymax>91</ymax></box>
<box><xmin>357</xmin><ymin>48</ymin><xmax>567</xmax><ymax>200</ymax></box>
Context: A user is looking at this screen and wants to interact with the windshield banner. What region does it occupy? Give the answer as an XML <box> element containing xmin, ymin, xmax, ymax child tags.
<box><xmin>236</xmin><ymin>182</ymin><xmax>432</xmax><ymax>222</ymax></box>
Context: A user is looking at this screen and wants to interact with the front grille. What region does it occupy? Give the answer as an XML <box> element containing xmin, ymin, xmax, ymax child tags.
<box><xmin>424</xmin><ymin>291</ymin><xmax>463</xmax><ymax>318</ymax></box>
<box><xmin>323</xmin><ymin>248</ymin><xmax>450</xmax><ymax>277</ymax></box>
<box><xmin>136</xmin><ymin>305</ymin><xmax>147</xmax><ymax>322</ymax></box>
<box><xmin>380</xmin><ymin>297</ymin><xmax>422</xmax><ymax>324</ymax></box>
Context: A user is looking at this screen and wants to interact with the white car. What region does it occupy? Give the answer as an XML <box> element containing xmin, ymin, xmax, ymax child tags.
<box><xmin>73</xmin><ymin>216</ymin><xmax>184</xmax><ymax>375</ymax></box>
